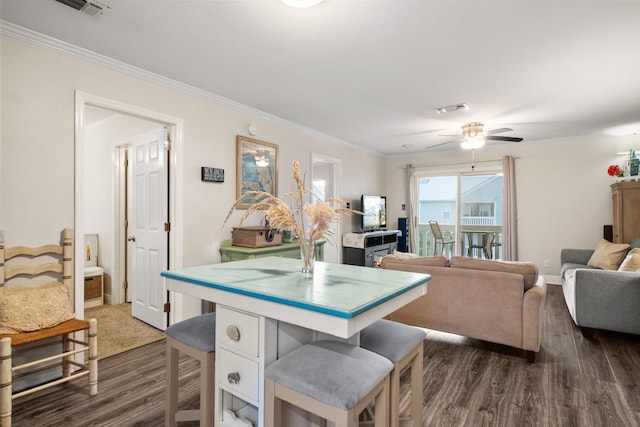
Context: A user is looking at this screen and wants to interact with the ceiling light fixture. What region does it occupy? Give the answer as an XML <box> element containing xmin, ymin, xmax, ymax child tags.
<box><xmin>460</xmin><ymin>138</ymin><xmax>486</xmax><ymax>150</ymax></box>
<box><xmin>280</xmin><ymin>0</ymin><xmax>324</xmax><ymax>8</ymax></box>
<box><xmin>433</xmin><ymin>103</ymin><xmax>469</xmax><ymax>114</ymax></box>
<box><xmin>460</xmin><ymin>122</ymin><xmax>486</xmax><ymax>150</ymax></box>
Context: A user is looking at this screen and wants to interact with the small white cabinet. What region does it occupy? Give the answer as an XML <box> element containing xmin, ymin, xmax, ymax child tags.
<box><xmin>216</xmin><ymin>305</ymin><xmax>264</xmax><ymax>426</ymax></box>
<box><xmin>83</xmin><ymin>267</ymin><xmax>104</xmax><ymax>308</ymax></box>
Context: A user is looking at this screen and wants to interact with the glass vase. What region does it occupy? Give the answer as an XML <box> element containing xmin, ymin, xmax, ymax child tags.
<box><xmin>300</xmin><ymin>239</ymin><xmax>317</xmax><ymax>274</ymax></box>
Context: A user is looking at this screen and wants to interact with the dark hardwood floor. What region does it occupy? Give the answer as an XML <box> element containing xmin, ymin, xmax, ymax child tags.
<box><xmin>11</xmin><ymin>286</ymin><xmax>640</xmax><ymax>426</ymax></box>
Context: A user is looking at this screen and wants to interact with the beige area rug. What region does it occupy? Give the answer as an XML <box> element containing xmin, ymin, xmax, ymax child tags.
<box><xmin>85</xmin><ymin>303</ymin><xmax>165</xmax><ymax>360</ymax></box>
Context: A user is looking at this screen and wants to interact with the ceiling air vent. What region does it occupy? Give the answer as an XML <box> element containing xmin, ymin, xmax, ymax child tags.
<box><xmin>55</xmin><ymin>0</ymin><xmax>110</xmax><ymax>16</ymax></box>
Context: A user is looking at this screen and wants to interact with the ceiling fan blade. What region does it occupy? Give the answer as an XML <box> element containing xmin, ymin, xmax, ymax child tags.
<box><xmin>426</xmin><ymin>139</ymin><xmax>460</xmax><ymax>150</ymax></box>
<box><xmin>485</xmin><ymin>127</ymin><xmax>513</xmax><ymax>136</ymax></box>
<box><xmin>486</xmin><ymin>135</ymin><xmax>523</xmax><ymax>142</ymax></box>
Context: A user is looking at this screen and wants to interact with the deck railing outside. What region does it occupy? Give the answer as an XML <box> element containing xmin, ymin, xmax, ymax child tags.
<box><xmin>416</xmin><ymin>223</ymin><xmax>502</xmax><ymax>259</ymax></box>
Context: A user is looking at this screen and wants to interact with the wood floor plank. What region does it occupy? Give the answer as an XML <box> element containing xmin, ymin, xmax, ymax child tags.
<box><xmin>599</xmin><ymin>331</ymin><xmax>640</xmax><ymax>424</ymax></box>
<box><xmin>10</xmin><ymin>285</ymin><xmax>640</xmax><ymax>427</ymax></box>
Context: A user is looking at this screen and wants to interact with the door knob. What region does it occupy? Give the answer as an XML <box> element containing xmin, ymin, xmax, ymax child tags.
<box><xmin>127</xmin><ymin>236</ymin><xmax>136</xmax><ymax>242</ymax></box>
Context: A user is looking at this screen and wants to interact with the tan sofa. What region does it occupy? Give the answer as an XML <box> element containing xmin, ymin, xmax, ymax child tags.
<box><xmin>381</xmin><ymin>254</ymin><xmax>547</xmax><ymax>362</ymax></box>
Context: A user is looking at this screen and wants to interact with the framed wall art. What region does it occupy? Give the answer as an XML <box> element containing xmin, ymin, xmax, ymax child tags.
<box><xmin>236</xmin><ymin>135</ymin><xmax>279</xmax><ymax>209</ymax></box>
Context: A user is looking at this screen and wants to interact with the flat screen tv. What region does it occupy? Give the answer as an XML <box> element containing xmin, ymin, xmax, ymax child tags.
<box><xmin>361</xmin><ymin>194</ymin><xmax>387</xmax><ymax>231</ymax></box>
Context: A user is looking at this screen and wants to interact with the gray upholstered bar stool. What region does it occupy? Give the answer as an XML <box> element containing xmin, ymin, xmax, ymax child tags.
<box><xmin>264</xmin><ymin>340</ymin><xmax>394</xmax><ymax>427</ymax></box>
<box><xmin>360</xmin><ymin>319</ymin><xmax>426</xmax><ymax>427</ymax></box>
<box><xmin>165</xmin><ymin>312</ymin><xmax>216</xmax><ymax>427</ymax></box>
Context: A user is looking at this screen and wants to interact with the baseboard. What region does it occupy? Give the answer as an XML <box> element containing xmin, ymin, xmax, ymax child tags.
<box><xmin>545</xmin><ymin>275</ymin><xmax>562</xmax><ymax>285</ymax></box>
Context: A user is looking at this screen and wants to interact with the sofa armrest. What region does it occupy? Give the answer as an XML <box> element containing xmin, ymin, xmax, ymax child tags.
<box><xmin>570</xmin><ymin>269</ymin><xmax>640</xmax><ymax>334</ymax></box>
<box><xmin>522</xmin><ymin>276</ymin><xmax>547</xmax><ymax>352</ymax></box>
<box><xmin>561</xmin><ymin>249</ymin><xmax>594</xmax><ymax>266</ymax></box>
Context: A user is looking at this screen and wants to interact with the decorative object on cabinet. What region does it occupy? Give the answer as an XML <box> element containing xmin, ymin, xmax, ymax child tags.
<box><xmin>225</xmin><ymin>160</ymin><xmax>360</xmax><ymax>273</ymax></box>
<box><xmin>608</xmin><ymin>164</ymin><xmax>624</xmax><ymax>177</ymax></box>
<box><xmin>611</xmin><ymin>181</ymin><xmax>640</xmax><ymax>243</ymax></box>
<box><xmin>0</xmin><ymin>229</ymin><xmax>98</xmax><ymax>426</ymax></box>
<box><xmin>236</xmin><ymin>135</ymin><xmax>278</xmax><ymax>209</ymax></box>
<box><xmin>629</xmin><ymin>150</ymin><xmax>639</xmax><ymax>176</ymax></box>
<box><xmin>231</xmin><ymin>226</ymin><xmax>282</xmax><ymax>248</ymax></box>
<box><xmin>220</xmin><ymin>239</ymin><xmax>325</xmax><ymax>263</ymax></box>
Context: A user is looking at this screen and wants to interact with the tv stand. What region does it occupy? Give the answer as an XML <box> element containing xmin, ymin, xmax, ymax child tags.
<box><xmin>342</xmin><ymin>230</ymin><xmax>400</xmax><ymax>267</ymax></box>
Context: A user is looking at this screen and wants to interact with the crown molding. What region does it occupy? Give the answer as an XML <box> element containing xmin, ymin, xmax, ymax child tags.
<box><xmin>0</xmin><ymin>20</ymin><xmax>366</xmax><ymax>153</ymax></box>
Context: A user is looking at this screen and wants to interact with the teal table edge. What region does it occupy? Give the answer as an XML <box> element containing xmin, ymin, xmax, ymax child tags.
<box><xmin>161</xmin><ymin>259</ymin><xmax>430</xmax><ymax>319</ymax></box>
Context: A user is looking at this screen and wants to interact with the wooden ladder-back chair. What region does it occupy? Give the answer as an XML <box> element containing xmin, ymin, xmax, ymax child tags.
<box><xmin>0</xmin><ymin>228</ymin><xmax>97</xmax><ymax>427</ymax></box>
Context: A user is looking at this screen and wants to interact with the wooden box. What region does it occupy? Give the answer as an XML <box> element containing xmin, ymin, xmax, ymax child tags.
<box><xmin>84</xmin><ymin>275</ymin><xmax>102</xmax><ymax>300</ymax></box>
<box><xmin>232</xmin><ymin>226</ymin><xmax>282</xmax><ymax>248</ymax></box>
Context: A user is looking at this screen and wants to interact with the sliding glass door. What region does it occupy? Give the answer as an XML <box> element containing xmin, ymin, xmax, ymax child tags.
<box><xmin>416</xmin><ymin>172</ymin><xmax>503</xmax><ymax>259</ymax></box>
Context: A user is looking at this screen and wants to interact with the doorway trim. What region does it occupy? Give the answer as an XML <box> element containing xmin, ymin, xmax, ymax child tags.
<box><xmin>74</xmin><ymin>91</ymin><xmax>185</xmax><ymax>323</ymax></box>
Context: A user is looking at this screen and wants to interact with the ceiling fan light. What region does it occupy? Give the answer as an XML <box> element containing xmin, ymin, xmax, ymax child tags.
<box><xmin>462</xmin><ymin>122</ymin><xmax>484</xmax><ymax>139</ymax></box>
<box><xmin>461</xmin><ymin>138</ymin><xmax>485</xmax><ymax>150</ymax></box>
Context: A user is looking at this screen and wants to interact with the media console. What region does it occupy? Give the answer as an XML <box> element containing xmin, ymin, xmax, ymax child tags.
<box><xmin>342</xmin><ymin>230</ymin><xmax>400</xmax><ymax>267</ymax></box>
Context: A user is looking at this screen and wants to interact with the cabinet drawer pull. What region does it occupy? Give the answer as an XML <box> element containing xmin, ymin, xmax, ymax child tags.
<box><xmin>226</xmin><ymin>325</ymin><xmax>241</xmax><ymax>342</ymax></box>
<box><xmin>227</xmin><ymin>372</ymin><xmax>240</xmax><ymax>385</ymax></box>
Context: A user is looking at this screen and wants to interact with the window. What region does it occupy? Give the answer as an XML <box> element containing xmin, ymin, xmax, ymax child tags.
<box><xmin>415</xmin><ymin>172</ymin><xmax>503</xmax><ymax>258</ymax></box>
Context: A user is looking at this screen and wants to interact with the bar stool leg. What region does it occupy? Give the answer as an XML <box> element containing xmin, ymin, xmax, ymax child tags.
<box><xmin>409</xmin><ymin>344</ymin><xmax>424</xmax><ymax>427</ymax></box>
<box><xmin>165</xmin><ymin>341</ymin><xmax>179</xmax><ymax>427</ymax></box>
<box><xmin>201</xmin><ymin>352</ymin><xmax>215</xmax><ymax>426</ymax></box>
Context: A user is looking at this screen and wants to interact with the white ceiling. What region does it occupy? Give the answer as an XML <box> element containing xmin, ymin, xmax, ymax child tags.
<box><xmin>2</xmin><ymin>0</ymin><xmax>640</xmax><ymax>155</ymax></box>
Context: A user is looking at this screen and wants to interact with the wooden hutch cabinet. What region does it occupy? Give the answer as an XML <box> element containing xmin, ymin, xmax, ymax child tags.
<box><xmin>611</xmin><ymin>181</ymin><xmax>640</xmax><ymax>243</ymax></box>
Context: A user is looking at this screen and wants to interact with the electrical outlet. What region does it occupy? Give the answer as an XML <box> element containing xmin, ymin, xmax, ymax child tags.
<box><xmin>543</xmin><ymin>259</ymin><xmax>550</xmax><ymax>268</ymax></box>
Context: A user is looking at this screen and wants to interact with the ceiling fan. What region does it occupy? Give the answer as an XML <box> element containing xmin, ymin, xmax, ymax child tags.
<box><xmin>427</xmin><ymin>122</ymin><xmax>524</xmax><ymax>150</ymax></box>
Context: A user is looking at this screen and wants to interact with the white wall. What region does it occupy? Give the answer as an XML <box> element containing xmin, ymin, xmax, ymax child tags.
<box><xmin>3</xmin><ymin>32</ymin><xmax>638</xmax><ymax>296</ymax></box>
<box><xmin>384</xmin><ymin>134</ymin><xmax>640</xmax><ymax>279</ymax></box>
<box><xmin>0</xmin><ymin>34</ymin><xmax>385</xmax><ymax>315</ymax></box>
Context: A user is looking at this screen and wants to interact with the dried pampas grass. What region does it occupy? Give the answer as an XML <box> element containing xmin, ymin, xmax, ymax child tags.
<box><xmin>225</xmin><ymin>160</ymin><xmax>361</xmax><ymax>266</ymax></box>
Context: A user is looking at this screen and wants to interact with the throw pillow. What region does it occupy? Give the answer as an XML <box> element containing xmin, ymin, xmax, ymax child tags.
<box><xmin>587</xmin><ymin>239</ymin><xmax>630</xmax><ymax>270</ymax></box>
<box><xmin>390</xmin><ymin>250</ymin><xmax>421</xmax><ymax>259</ymax></box>
<box><xmin>0</xmin><ymin>282</ymin><xmax>74</xmax><ymax>334</ymax></box>
<box><xmin>618</xmin><ymin>248</ymin><xmax>640</xmax><ymax>272</ymax></box>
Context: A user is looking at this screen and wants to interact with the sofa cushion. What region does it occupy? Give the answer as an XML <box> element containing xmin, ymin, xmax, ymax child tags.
<box><xmin>381</xmin><ymin>254</ymin><xmax>449</xmax><ymax>268</ymax></box>
<box><xmin>450</xmin><ymin>256</ymin><xmax>538</xmax><ymax>291</ymax></box>
<box><xmin>618</xmin><ymin>248</ymin><xmax>640</xmax><ymax>272</ymax></box>
<box><xmin>0</xmin><ymin>282</ymin><xmax>74</xmax><ymax>334</ymax></box>
<box><xmin>561</xmin><ymin>263</ymin><xmax>597</xmax><ymax>281</ymax></box>
<box><xmin>630</xmin><ymin>238</ymin><xmax>640</xmax><ymax>249</ymax></box>
<box><xmin>587</xmin><ymin>239</ymin><xmax>630</xmax><ymax>270</ymax></box>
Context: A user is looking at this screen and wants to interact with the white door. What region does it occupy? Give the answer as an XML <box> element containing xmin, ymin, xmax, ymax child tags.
<box><xmin>130</xmin><ymin>127</ymin><xmax>169</xmax><ymax>330</ymax></box>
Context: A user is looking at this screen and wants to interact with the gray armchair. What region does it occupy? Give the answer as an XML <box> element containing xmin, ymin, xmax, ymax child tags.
<box><xmin>561</xmin><ymin>248</ymin><xmax>640</xmax><ymax>336</ymax></box>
